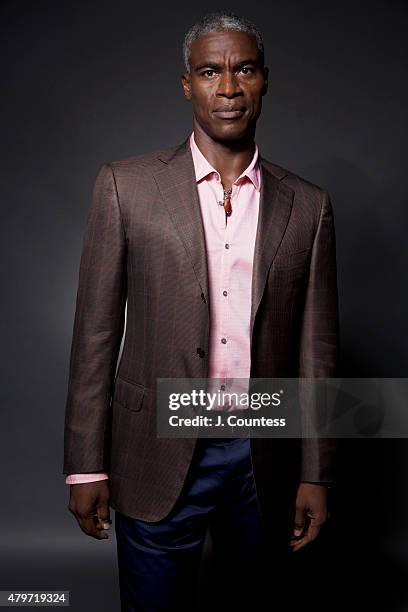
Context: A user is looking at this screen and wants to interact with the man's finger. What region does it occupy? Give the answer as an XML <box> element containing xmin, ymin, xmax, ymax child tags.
<box><xmin>291</xmin><ymin>508</ymin><xmax>327</xmax><ymax>551</ymax></box>
<box><xmin>76</xmin><ymin>510</ymin><xmax>109</xmax><ymax>540</ymax></box>
<box><xmin>289</xmin><ymin>524</ymin><xmax>320</xmax><ymax>552</ymax></box>
<box><xmin>84</xmin><ymin>514</ymin><xmax>109</xmax><ymax>540</ymax></box>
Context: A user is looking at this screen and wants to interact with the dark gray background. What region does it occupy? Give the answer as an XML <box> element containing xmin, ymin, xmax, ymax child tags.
<box><xmin>1</xmin><ymin>0</ymin><xmax>407</xmax><ymax>610</ymax></box>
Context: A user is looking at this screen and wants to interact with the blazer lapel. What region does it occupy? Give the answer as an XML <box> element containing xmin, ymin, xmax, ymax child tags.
<box><xmin>249</xmin><ymin>159</ymin><xmax>294</xmax><ymax>353</ymax></box>
<box><xmin>154</xmin><ymin>137</ymin><xmax>295</xmax><ymax>351</ymax></box>
<box><xmin>154</xmin><ymin>137</ymin><xmax>210</xmax><ymax>310</ymax></box>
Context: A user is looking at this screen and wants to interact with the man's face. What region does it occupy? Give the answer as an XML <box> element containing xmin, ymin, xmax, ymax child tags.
<box><xmin>182</xmin><ymin>30</ymin><xmax>268</xmax><ymax>144</ymax></box>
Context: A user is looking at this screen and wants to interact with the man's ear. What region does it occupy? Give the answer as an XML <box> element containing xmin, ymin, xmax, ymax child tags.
<box><xmin>181</xmin><ymin>72</ymin><xmax>192</xmax><ymax>100</ymax></box>
<box><xmin>262</xmin><ymin>66</ymin><xmax>269</xmax><ymax>96</ymax></box>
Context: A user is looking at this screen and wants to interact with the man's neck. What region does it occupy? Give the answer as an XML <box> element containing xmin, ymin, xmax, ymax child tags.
<box><xmin>193</xmin><ymin>123</ymin><xmax>256</xmax><ymax>189</ymax></box>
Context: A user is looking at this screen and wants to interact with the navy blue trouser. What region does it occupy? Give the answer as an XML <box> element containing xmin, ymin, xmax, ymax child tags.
<box><xmin>114</xmin><ymin>438</ymin><xmax>270</xmax><ymax>611</ymax></box>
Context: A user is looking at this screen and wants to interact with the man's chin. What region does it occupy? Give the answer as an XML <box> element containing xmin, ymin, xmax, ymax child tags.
<box><xmin>209</xmin><ymin>123</ymin><xmax>253</xmax><ymax>145</ymax></box>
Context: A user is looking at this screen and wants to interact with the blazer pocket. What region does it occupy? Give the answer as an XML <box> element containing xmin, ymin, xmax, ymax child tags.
<box><xmin>273</xmin><ymin>248</ymin><xmax>311</xmax><ymax>270</ymax></box>
<box><xmin>289</xmin><ymin>248</ymin><xmax>310</xmax><ymax>266</ymax></box>
<box><xmin>112</xmin><ymin>376</ymin><xmax>145</xmax><ymax>412</ymax></box>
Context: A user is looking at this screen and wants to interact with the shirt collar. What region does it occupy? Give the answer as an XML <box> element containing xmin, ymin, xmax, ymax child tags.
<box><xmin>189</xmin><ymin>131</ymin><xmax>261</xmax><ymax>191</ymax></box>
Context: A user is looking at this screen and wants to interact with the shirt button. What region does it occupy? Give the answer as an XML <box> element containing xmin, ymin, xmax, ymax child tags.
<box><xmin>221</xmin><ymin>338</ymin><xmax>227</xmax><ymax>344</ymax></box>
<box><xmin>225</xmin><ymin>243</ymin><xmax>230</xmax><ymax>249</ymax></box>
<box><xmin>223</xmin><ymin>290</ymin><xmax>228</xmax><ymax>296</ymax></box>
<box><xmin>218</xmin><ymin>200</ymin><xmax>224</xmax><ymax>206</ymax></box>
<box><xmin>220</xmin><ymin>384</ymin><xmax>226</xmax><ymax>391</ymax></box>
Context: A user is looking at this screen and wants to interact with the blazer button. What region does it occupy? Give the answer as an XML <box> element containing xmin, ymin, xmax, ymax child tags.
<box><xmin>196</xmin><ymin>348</ymin><xmax>205</xmax><ymax>358</ymax></box>
<box><xmin>200</xmin><ymin>292</ymin><xmax>206</xmax><ymax>303</ymax></box>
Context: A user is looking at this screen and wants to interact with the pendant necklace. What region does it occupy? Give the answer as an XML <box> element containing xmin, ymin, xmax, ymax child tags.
<box><xmin>223</xmin><ymin>187</ymin><xmax>232</xmax><ymax>216</ymax></box>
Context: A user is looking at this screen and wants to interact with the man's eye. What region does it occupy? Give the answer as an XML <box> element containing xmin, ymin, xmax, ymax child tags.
<box><xmin>240</xmin><ymin>66</ymin><xmax>255</xmax><ymax>75</ymax></box>
<box><xmin>202</xmin><ymin>70</ymin><xmax>216</xmax><ymax>77</ymax></box>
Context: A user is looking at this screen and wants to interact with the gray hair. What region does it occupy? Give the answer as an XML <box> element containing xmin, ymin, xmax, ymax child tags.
<box><xmin>183</xmin><ymin>12</ymin><xmax>264</xmax><ymax>73</ymax></box>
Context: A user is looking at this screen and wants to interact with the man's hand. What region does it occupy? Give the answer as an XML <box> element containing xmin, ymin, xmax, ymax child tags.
<box><xmin>289</xmin><ymin>482</ymin><xmax>328</xmax><ymax>552</ymax></box>
<box><xmin>68</xmin><ymin>480</ymin><xmax>111</xmax><ymax>540</ymax></box>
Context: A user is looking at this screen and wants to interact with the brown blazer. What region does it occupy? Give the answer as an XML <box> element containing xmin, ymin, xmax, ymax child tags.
<box><xmin>63</xmin><ymin>136</ymin><xmax>339</xmax><ymax>540</ymax></box>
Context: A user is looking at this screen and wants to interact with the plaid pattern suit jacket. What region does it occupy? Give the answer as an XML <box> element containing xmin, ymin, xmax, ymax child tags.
<box><xmin>63</xmin><ymin>136</ymin><xmax>340</xmax><ymax>539</ymax></box>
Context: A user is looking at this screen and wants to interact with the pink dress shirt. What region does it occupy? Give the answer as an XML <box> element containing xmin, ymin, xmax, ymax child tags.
<box><xmin>66</xmin><ymin>131</ymin><xmax>260</xmax><ymax>484</ymax></box>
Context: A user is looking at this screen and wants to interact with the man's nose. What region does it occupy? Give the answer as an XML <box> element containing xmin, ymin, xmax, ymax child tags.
<box><xmin>216</xmin><ymin>71</ymin><xmax>243</xmax><ymax>98</ymax></box>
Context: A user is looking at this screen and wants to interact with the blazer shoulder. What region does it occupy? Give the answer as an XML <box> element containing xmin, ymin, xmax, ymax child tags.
<box><xmin>262</xmin><ymin>157</ymin><xmax>326</xmax><ymax>195</ymax></box>
<box><xmin>261</xmin><ymin>157</ymin><xmax>329</xmax><ymax>216</ymax></box>
<box><xmin>106</xmin><ymin>142</ymin><xmax>181</xmax><ymax>176</ymax></box>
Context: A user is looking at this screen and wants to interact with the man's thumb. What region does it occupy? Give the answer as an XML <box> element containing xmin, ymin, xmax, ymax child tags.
<box><xmin>97</xmin><ymin>502</ymin><xmax>111</xmax><ymax>530</ymax></box>
<box><xmin>293</xmin><ymin>507</ymin><xmax>305</xmax><ymax>537</ymax></box>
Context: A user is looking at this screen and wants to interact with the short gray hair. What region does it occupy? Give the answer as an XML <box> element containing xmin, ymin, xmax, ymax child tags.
<box><xmin>183</xmin><ymin>12</ymin><xmax>264</xmax><ymax>73</ymax></box>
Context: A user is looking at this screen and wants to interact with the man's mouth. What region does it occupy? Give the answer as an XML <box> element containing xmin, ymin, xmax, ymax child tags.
<box><xmin>212</xmin><ymin>105</ymin><xmax>246</xmax><ymax>119</ymax></box>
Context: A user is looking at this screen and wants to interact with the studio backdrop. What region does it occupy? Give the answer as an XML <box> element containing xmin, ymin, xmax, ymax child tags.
<box><xmin>1</xmin><ymin>1</ymin><xmax>407</xmax><ymax>610</ymax></box>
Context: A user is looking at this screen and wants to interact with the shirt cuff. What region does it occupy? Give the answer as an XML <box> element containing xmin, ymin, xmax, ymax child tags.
<box><xmin>65</xmin><ymin>473</ymin><xmax>109</xmax><ymax>484</ymax></box>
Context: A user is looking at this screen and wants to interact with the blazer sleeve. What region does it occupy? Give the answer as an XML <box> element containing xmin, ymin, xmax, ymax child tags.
<box><xmin>63</xmin><ymin>163</ymin><xmax>127</xmax><ymax>475</ymax></box>
<box><xmin>298</xmin><ymin>189</ymin><xmax>340</xmax><ymax>484</ymax></box>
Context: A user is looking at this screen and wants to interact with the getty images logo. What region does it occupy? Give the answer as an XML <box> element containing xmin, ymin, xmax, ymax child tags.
<box><xmin>168</xmin><ymin>389</ymin><xmax>283</xmax><ymax>411</ymax></box>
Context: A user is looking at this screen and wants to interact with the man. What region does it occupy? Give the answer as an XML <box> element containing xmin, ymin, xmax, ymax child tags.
<box><xmin>63</xmin><ymin>11</ymin><xmax>339</xmax><ymax>611</ymax></box>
